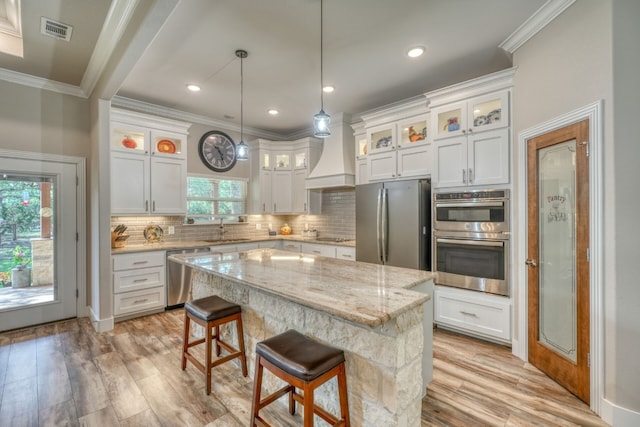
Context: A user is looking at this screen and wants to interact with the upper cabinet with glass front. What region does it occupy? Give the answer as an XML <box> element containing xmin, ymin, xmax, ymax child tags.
<box><xmin>432</xmin><ymin>90</ymin><xmax>509</xmax><ymax>140</ymax></box>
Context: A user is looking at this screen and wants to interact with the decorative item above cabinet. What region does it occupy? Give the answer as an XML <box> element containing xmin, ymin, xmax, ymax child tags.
<box><xmin>110</xmin><ymin>108</ymin><xmax>191</xmax><ymax>215</ymax></box>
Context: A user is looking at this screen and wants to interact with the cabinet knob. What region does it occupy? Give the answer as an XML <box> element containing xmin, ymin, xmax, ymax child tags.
<box><xmin>462</xmin><ymin>129</ymin><xmax>466</xmax><ymax>134</ymax></box>
<box><xmin>468</xmin><ymin>128</ymin><xmax>473</xmax><ymax>133</ymax></box>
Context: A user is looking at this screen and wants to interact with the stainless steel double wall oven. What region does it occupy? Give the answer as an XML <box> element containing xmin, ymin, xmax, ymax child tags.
<box><xmin>433</xmin><ymin>189</ymin><xmax>510</xmax><ymax>296</ymax></box>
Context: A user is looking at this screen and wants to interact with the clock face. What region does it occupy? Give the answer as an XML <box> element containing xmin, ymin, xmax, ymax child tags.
<box><xmin>198</xmin><ymin>131</ymin><xmax>237</xmax><ymax>172</ymax></box>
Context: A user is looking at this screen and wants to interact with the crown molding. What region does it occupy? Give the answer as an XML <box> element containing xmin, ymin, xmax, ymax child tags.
<box><xmin>0</xmin><ymin>67</ymin><xmax>86</xmax><ymax>97</ymax></box>
<box><xmin>499</xmin><ymin>0</ymin><xmax>576</xmax><ymax>54</ymax></box>
<box><xmin>111</xmin><ymin>95</ymin><xmax>285</xmax><ymax>140</ymax></box>
<box><xmin>425</xmin><ymin>67</ymin><xmax>516</xmax><ymax>108</ymax></box>
<box><xmin>80</xmin><ymin>0</ymin><xmax>138</xmax><ymax>97</ymax></box>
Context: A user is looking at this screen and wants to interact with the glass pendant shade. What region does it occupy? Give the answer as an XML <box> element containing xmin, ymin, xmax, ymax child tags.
<box><xmin>236</xmin><ymin>140</ymin><xmax>249</xmax><ymax>160</ymax></box>
<box><xmin>313</xmin><ymin>109</ymin><xmax>331</xmax><ymax>138</ymax></box>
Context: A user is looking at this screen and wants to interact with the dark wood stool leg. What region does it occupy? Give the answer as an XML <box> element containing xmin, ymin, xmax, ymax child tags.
<box><xmin>205</xmin><ymin>320</ymin><xmax>213</xmax><ymax>395</ymax></box>
<box><xmin>181</xmin><ymin>312</ymin><xmax>190</xmax><ymax>370</ymax></box>
<box><xmin>235</xmin><ymin>314</ymin><xmax>248</xmax><ymax>377</ymax></box>
<box><xmin>213</xmin><ymin>324</ymin><xmax>221</xmax><ymax>357</ymax></box>
<box><xmin>250</xmin><ymin>355</ymin><xmax>264</xmax><ymax>426</ymax></box>
<box><xmin>337</xmin><ymin>363</ymin><xmax>350</xmax><ymax>427</ymax></box>
<box><xmin>303</xmin><ymin>383</ymin><xmax>314</xmax><ymax>427</ymax></box>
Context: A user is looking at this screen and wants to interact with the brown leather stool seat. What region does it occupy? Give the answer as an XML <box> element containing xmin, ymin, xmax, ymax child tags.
<box><xmin>182</xmin><ymin>295</ymin><xmax>248</xmax><ymax>395</ymax></box>
<box><xmin>250</xmin><ymin>329</ymin><xmax>350</xmax><ymax>427</ymax></box>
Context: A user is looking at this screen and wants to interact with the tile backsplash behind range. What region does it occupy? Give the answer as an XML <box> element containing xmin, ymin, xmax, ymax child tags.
<box><xmin>111</xmin><ymin>188</ymin><xmax>356</xmax><ymax>245</ymax></box>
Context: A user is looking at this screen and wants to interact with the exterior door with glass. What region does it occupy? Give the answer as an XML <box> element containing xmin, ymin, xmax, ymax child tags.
<box><xmin>0</xmin><ymin>156</ymin><xmax>77</xmax><ymax>331</ymax></box>
<box><xmin>526</xmin><ymin>119</ymin><xmax>590</xmax><ymax>403</ymax></box>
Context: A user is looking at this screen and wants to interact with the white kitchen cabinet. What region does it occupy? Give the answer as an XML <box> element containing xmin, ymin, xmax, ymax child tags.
<box><xmin>110</xmin><ymin>109</ymin><xmax>190</xmax><ymax>215</ymax></box>
<box><xmin>335</xmin><ymin>246</ymin><xmax>355</xmax><ymax>261</ymax></box>
<box><xmin>250</xmin><ymin>138</ymin><xmax>321</xmax><ymax>214</ymax></box>
<box><xmin>364</xmin><ymin>114</ymin><xmax>431</xmax><ymax>182</ymax></box>
<box><xmin>353</xmin><ymin>124</ymin><xmax>369</xmax><ymax>185</ymax></box>
<box><xmin>281</xmin><ymin>241</ymin><xmax>302</xmax><ymax>252</ymax></box>
<box><xmin>112</xmin><ymin>251</ymin><xmax>166</xmax><ymax>319</ymax></box>
<box><xmin>301</xmin><ymin>242</ymin><xmax>336</xmax><ymax>258</ymax></box>
<box><xmin>427</xmin><ymin>70</ymin><xmax>514</xmax><ymax>189</ymax></box>
<box><xmin>434</xmin><ymin>285</ymin><xmax>511</xmax><ymax>343</ymax></box>
<box><xmin>258</xmin><ymin>240</ymin><xmax>281</xmax><ymax>249</ymax></box>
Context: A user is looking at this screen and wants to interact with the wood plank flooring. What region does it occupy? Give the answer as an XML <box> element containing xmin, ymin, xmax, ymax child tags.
<box><xmin>0</xmin><ymin>310</ymin><xmax>607</xmax><ymax>426</ymax></box>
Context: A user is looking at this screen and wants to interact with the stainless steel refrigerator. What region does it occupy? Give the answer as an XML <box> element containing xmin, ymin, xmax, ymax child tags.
<box><xmin>356</xmin><ymin>179</ymin><xmax>431</xmax><ymax>270</ymax></box>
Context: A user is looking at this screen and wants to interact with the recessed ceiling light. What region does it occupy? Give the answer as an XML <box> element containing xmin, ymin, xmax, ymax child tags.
<box><xmin>268</xmin><ymin>109</ymin><xmax>279</xmax><ymax>116</ymax></box>
<box><xmin>322</xmin><ymin>85</ymin><xmax>334</xmax><ymax>93</ymax></box>
<box><xmin>186</xmin><ymin>84</ymin><xmax>201</xmax><ymax>92</ymax></box>
<box><xmin>407</xmin><ymin>46</ymin><xmax>425</xmax><ymax>58</ymax></box>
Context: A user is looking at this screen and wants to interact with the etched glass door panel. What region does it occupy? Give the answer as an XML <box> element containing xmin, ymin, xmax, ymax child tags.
<box><xmin>538</xmin><ymin>140</ymin><xmax>577</xmax><ymax>363</ymax></box>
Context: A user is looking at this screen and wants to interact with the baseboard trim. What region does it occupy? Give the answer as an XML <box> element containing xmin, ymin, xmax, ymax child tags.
<box><xmin>601</xmin><ymin>398</ymin><xmax>640</xmax><ymax>427</ymax></box>
<box><xmin>89</xmin><ymin>307</ymin><xmax>114</xmax><ymax>333</ymax></box>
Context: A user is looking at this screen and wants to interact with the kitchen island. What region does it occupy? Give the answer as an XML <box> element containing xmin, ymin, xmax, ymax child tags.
<box><xmin>168</xmin><ymin>249</ymin><xmax>433</xmax><ymax>427</ymax></box>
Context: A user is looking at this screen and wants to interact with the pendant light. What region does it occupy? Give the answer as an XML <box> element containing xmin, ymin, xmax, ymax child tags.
<box><xmin>312</xmin><ymin>0</ymin><xmax>330</xmax><ymax>138</ymax></box>
<box><xmin>235</xmin><ymin>49</ymin><xmax>249</xmax><ymax>160</ymax></box>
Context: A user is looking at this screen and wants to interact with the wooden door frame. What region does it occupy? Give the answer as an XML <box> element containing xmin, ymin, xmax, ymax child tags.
<box><xmin>514</xmin><ymin>101</ymin><xmax>603</xmax><ymax>414</ymax></box>
<box><xmin>0</xmin><ymin>149</ymin><xmax>87</xmax><ymax>319</ymax></box>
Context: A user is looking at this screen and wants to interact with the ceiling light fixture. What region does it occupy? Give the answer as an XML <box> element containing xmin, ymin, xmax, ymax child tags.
<box><xmin>268</xmin><ymin>109</ymin><xmax>279</xmax><ymax>116</ymax></box>
<box><xmin>312</xmin><ymin>0</ymin><xmax>330</xmax><ymax>138</ymax></box>
<box><xmin>323</xmin><ymin>85</ymin><xmax>334</xmax><ymax>93</ymax></box>
<box><xmin>407</xmin><ymin>46</ymin><xmax>425</xmax><ymax>58</ymax></box>
<box><xmin>186</xmin><ymin>84</ymin><xmax>201</xmax><ymax>92</ymax></box>
<box><xmin>235</xmin><ymin>49</ymin><xmax>249</xmax><ymax>161</ymax></box>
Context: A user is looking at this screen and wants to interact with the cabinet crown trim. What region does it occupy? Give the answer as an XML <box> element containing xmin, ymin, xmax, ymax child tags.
<box><xmin>358</xmin><ymin>95</ymin><xmax>428</xmax><ymax>127</ymax></box>
<box><xmin>426</xmin><ymin>68</ymin><xmax>516</xmax><ymax>109</ymax></box>
<box><xmin>111</xmin><ymin>108</ymin><xmax>191</xmax><ymax>134</ymax></box>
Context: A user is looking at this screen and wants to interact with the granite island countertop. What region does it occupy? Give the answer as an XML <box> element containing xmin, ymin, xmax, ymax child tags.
<box><xmin>168</xmin><ymin>248</ymin><xmax>432</xmax><ymax>328</ymax></box>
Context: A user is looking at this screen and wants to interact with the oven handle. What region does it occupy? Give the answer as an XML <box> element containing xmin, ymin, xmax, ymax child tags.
<box><xmin>436</xmin><ymin>238</ymin><xmax>504</xmax><ymax>247</ymax></box>
<box><xmin>435</xmin><ymin>201</ymin><xmax>504</xmax><ymax>208</ymax></box>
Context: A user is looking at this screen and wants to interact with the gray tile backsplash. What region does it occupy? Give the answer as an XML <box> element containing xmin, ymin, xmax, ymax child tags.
<box><xmin>111</xmin><ymin>188</ymin><xmax>356</xmax><ymax>245</ymax></box>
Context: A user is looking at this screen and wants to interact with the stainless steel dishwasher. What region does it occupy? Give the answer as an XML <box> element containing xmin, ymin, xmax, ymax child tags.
<box><xmin>166</xmin><ymin>246</ymin><xmax>210</xmax><ymax>309</ymax></box>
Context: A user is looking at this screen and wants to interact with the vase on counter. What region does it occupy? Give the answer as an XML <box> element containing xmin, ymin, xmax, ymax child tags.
<box><xmin>280</xmin><ymin>223</ymin><xmax>292</xmax><ymax>235</ymax></box>
<box><xmin>11</xmin><ymin>266</ymin><xmax>31</xmax><ymax>288</ymax></box>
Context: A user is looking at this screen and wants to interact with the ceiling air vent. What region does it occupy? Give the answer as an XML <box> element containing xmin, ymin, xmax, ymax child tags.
<box><xmin>40</xmin><ymin>17</ymin><xmax>73</xmax><ymax>41</ymax></box>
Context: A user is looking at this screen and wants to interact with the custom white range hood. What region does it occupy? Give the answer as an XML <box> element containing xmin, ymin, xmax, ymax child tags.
<box><xmin>306</xmin><ymin>113</ymin><xmax>355</xmax><ymax>190</ymax></box>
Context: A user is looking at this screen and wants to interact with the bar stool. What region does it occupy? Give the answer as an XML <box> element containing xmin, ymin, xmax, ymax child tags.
<box><xmin>181</xmin><ymin>295</ymin><xmax>248</xmax><ymax>395</ymax></box>
<box><xmin>250</xmin><ymin>329</ymin><xmax>350</xmax><ymax>427</ymax></box>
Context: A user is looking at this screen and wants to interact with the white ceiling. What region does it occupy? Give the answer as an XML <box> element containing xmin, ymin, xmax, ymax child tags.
<box><xmin>0</xmin><ymin>0</ymin><xmax>547</xmax><ymax>137</ymax></box>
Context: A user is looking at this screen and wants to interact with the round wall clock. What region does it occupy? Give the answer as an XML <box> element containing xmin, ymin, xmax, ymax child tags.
<box><xmin>198</xmin><ymin>130</ymin><xmax>238</xmax><ymax>172</ymax></box>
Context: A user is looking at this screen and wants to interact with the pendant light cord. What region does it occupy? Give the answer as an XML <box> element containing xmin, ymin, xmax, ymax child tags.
<box><xmin>240</xmin><ymin>53</ymin><xmax>244</xmax><ymax>142</ymax></box>
<box><xmin>320</xmin><ymin>0</ymin><xmax>324</xmax><ymax>111</ymax></box>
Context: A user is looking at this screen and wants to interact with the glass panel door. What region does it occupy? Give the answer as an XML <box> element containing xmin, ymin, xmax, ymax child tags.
<box><xmin>0</xmin><ymin>175</ymin><xmax>55</xmax><ymax>310</ymax></box>
<box><xmin>538</xmin><ymin>140</ymin><xmax>577</xmax><ymax>362</ymax></box>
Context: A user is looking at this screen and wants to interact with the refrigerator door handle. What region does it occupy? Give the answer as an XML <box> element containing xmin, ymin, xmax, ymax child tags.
<box><xmin>376</xmin><ymin>188</ymin><xmax>383</xmax><ymax>262</ymax></box>
<box><xmin>381</xmin><ymin>188</ymin><xmax>388</xmax><ymax>264</ymax></box>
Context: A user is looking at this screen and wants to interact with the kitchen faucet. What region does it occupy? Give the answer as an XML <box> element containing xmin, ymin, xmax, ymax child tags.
<box><xmin>219</xmin><ymin>217</ymin><xmax>226</xmax><ymax>239</ymax></box>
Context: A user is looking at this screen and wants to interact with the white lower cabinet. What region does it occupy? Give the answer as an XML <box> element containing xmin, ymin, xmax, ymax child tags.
<box><xmin>434</xmin><ymin>285</ymin><xmax>511</xmax><ymax>343</ymax></box>
<box><xmin>301</xmin><ymin>242</ymin><xmax>336</xmax><ymax>258</ymax></box>
<box><xmin>281</xmin><ymin>241</ymin><xmax>302</xmax><ymax>252</ymax></box>
<box><xmin>336</xmin><ymin>246</ymin><xmax>356</xmax><ymax>261</ymax></box>
<box><xmin>112</xmin><ymin>251</ymin><xmax>166</xmax><ymax>319</ymax></box>
<box><xmin>258</xmin><ymin>240</ymin><xmax>281</xmax><ymax>249</ymax></box>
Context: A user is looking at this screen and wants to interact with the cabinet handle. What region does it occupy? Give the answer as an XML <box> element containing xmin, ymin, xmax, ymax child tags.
<box><xmin>468</xmin><ymin>168</ymin><xmax>473</xmax><ymax>183</ymax></box>
<box><xmin>398</xmin><ymin>173</ymin><xmax>401</xmax><ymax>177</ymax></box>
<box><xmin>460</xmin><ymin>311</ymin><xmax>477</xmax><ymax>317</ymax></box>
<box><xmin>133</xmin><ymin>278</ymin><xmax>148</xmax><ymax>283</ymax></box>
<box><xmin>397</xmin><ymin>144</ymin><xmax>401</xmax><ymax>148</ymax></box>
<box><xmin>462</xmin><ymin>129</ymin><xmax>466</xmax><ymax>134</ymax></box>
<box><xmin>273</xmin><ymin>203</ymin><xmax>276</xmax><ymax>211</ymax></box>
<box><xmin>468</xmin><ymin>128</ymin><xmax>473</xmax><ymax>133</ymax></box>
<box><xmin>312</xmin><ymin>250</ymin><xmax>321</xmax><ymax>254</ymax></box>
<box><xmin>145</xmin><ymin>200</ymin><xmax>149</xmax><ymax>212</ymax></box>
<box><xmin>341</xmin><ymin>254</ymin><xmax>353</xmax><ymax>258</ymax></box>
<box><xmin>152</xmin><ymin>200</ymin><xmax>156</xmax><ymax>212</ymax></box>
<box><xmin>262</xmin><ymin>203</ymin><xmax>266</xmax><ymax>212</ymax></box>
<box><xmin>134</xmin><ymin>299</ymin><xmax>149</xmax><ymax>304</ymax></box>
<box><xmin>462</xmin><ymin>169</ymin><xmax>467</xmax><ymax>184</ymax></box>
<box><xmin>304</xmin><ymin>202</ymin><xmax>307</xmax><ymax>212</ymax></box>
<box><xmin>133</xmin><ymin>261</ymin><xmax>148</xmax><ymax>265</ymax></box>
<box><xmin>392</xmin><ymin>174</ymin><xmax>396</xmax><ymax>178</ymax></box>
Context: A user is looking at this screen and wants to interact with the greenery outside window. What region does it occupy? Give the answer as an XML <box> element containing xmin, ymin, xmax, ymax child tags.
<box><xmin>186</xmin><ymin>175</ymin><xmax>247</xmax><ymax>223</ymax></box>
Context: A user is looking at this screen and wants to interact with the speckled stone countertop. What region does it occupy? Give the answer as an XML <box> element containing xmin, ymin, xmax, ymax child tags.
<box><xmin>169</xmin><ymin>249</ymin><xmax>432</xmax><ymax>327</ymax></box>
<box><xmin>111</xmin><ymin>235</ymin><xmax>355</xmax><ymax>254</ymax></box>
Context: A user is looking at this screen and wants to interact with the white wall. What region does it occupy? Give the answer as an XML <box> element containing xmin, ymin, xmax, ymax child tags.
<box><xmin>186</xmin><ymin>122</ymin><xmax>251</xmax><ymax>179</ymax></box>
<box><xmin>513</xmin><ymin>0</ymin><xmax>640</xmax><ymax>419</ymax></box>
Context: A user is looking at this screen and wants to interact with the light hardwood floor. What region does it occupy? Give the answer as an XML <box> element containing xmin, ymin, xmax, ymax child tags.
<box><xmin>0</xmin><ymin>310</ymin><xmax>607</xmax><ymax>426</ymax></box>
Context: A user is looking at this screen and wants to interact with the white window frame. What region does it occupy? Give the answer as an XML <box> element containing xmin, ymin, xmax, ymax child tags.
<box><xmin>185</xmin><ymin>174</ymin><xmax>248</xmax><ymax>224</ymax></box>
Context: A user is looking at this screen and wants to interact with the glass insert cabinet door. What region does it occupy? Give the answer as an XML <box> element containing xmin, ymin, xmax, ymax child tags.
<box><xmin>538</xmin><ymin>140</ymin><xmax>577</xmax><ymax>363</ymax></box>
